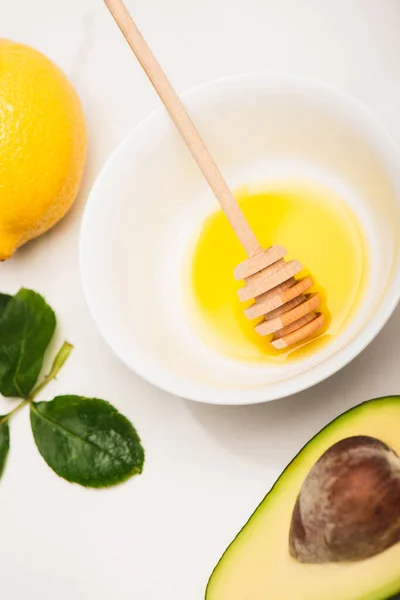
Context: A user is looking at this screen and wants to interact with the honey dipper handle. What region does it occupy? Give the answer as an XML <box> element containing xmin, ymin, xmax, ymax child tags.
<box><xmin>103</xmin><ymin>0</ymin><xmax>261</xmax><ymax>257</ymax></box>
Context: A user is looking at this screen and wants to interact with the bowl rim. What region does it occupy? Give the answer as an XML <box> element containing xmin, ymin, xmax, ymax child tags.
<box><xmin>79</xmin><ymin>72</ymin><xmax>400</xmax><ymax>405</ymax></box>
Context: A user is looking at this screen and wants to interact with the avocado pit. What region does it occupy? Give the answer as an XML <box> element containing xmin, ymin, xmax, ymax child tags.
<box><xmin>289</xmin><ymin>435</ymin><xmax>400</xmax><ymax>563</ymax></box>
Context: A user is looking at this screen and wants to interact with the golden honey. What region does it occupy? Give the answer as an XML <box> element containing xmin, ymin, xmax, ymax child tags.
<box><xmin>188</xmin><ymin>180</ymin><xmax>368</xmax><ymax>363</ymax></box>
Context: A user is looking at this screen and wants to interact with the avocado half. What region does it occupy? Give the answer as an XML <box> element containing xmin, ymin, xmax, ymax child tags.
<box><xmin>206</xmin><ymin>396</ymin><xmax>400</xmax><ymax>600</ymax></box>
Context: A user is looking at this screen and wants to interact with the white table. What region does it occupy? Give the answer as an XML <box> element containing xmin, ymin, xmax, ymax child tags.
<box><xmin>1</xmin><ymin>1</ymin><xmax>400</xmax><ymax>598</ymax></box>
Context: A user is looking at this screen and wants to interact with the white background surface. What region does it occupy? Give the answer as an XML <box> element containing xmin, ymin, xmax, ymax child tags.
<box><xmin>1</xmin><ymin>1</ymin><xmax>400</xmax><ymax>598</ymax></box>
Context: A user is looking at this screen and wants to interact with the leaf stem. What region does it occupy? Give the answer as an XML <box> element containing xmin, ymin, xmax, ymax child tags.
<box><xmin>0</xmin><ymin>341</ymin><xmax>73</xmax><ymax>427</ymax></box>
<box><xmin>0</xmin><ymin>400</ymin><xmax>28</xmax><ymax>426</ymax></box>
<box><xmin>29</xmin><ymin>341</ymin><xmax>74</xmax><ymax>401</ymax></box>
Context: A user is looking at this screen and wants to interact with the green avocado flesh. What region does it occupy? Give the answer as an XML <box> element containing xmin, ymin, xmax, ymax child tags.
<box><xmin>206</xmin><ymin>396</ymin><xmax>400</xmax><ymax>600</ymax></box>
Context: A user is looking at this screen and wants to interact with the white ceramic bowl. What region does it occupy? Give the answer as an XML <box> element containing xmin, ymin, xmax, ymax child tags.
<box><xmin>80</xmin><ymin>74</ymin><xmax>400</xmax><ymax>405</ymax></box>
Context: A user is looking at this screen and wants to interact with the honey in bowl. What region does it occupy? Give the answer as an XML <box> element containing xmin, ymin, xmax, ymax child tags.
<box><xmin>188</xmin><ymin>180</ymin><xmax>368</xmax><ymax>363</ymax></box>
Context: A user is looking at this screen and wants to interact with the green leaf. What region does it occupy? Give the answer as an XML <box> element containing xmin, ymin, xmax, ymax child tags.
<box><xmin>0</xmin><ymin>294</ymin><xmax>11</xmax><ymax>318</ymax></box>
<box><xmin>0</xmin><ymin>289</ymin><xmax>56</xmax><ymax>398</ymax></box>
<box><xmin>30</xmin><ymin>395</ymin><xmax>145</xmax><ymax>488</ymax></box>
<box><xmin>0</xmin><ymin>419</ymin><xmax>10</xmax><ymax>480</ymax></box>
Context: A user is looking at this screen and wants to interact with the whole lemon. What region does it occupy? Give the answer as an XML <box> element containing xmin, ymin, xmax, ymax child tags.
<box><xmin>0</xmin><ymin>40</ymin><xmax>87</xmax><ymax>260</ymax></box>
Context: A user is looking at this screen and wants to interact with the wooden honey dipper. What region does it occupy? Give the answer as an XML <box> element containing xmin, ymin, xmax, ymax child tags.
<box><xmin>104</xmin><ymin>0</ymin><xmax>325</xmax><ymax>350</ymax></box>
